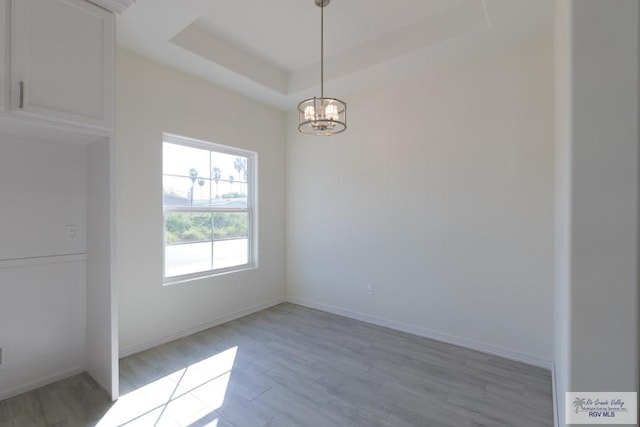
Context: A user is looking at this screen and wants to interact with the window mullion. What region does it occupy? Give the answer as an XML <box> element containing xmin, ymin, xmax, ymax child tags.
<box><xmin>164</xmin><ymin>207</ymin><xmax>248</xmax><ymax>214</ymax></box>
<box><xmin>211</xmin><ymin>213</ymin><xmax>215</xmax><ymax>270</ymax></box>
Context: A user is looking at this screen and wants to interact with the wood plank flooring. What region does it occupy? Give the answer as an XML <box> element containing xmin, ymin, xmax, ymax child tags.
<box><xmin>0</xmin><ymin>303</ymin><xmax>553</xmax><ymax>426</ymax></box>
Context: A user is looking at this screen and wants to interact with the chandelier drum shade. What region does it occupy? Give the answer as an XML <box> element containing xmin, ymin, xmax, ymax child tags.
<box><xmin>298</xmin><ymin>0</ymin><xmax>347</xmax><ymax>136</ymax></box>
<box><xmin>298</xmin><ymin>97</ymin><xmax>346</xmax><ymax>135</ymax></box>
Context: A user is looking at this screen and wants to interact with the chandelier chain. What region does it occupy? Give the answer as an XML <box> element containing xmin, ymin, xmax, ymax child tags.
<box><xmin>320</xmin><ymin>3</ymin><xmax>324</xmax><ymax>99</ymax></box>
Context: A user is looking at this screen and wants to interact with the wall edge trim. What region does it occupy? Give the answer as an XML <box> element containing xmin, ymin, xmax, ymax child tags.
<box><xmin>0</xmin><ymin>253</ymin><xmax>87</xmax><ymax>270</ymax></box>
<box><xmin>552</xmin><ymin>361</ymin><xmax>559</xmax><ymax>427</ymax></box>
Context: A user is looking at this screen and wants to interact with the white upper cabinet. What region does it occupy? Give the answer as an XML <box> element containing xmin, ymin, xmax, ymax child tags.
<box><xmin>11</xmin><ymin>0</ymin><xmax>114</xmax><ymax>131</ymax></box>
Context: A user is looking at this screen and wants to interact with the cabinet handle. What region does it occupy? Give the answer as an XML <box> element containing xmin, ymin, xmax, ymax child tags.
<box><xmin>18</xmin><ymin>81</ymin><xmax>24</xmax><ymax>109</ymax></box>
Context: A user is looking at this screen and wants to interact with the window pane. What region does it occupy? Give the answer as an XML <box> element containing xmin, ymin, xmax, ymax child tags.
<box><xmin>165</xmin><ymin>242</ymin><xmax>212</xmax><ymax>278</ymax></box>
<box><xmin>213</xmin><ymin>239</ymin><xmax>248</xmax><ymax>270</ymax></box>
<box><xmin>213</xmin><ymin>213</ymin><xmax>248</xmax><ymax>239</ymax></box>
<box><xmin>164</xmin><ymin>175</ymin><xmax>210</xmax><ymax>208</ymax></box>
<box><xmin>165</xmin><ymin>212</ymin><xmax>213</xmax><ymax>278</ymax></box>
<box><xmin>163</xmin><ymin>143</ymin><xmax>210</xmax><ymax>178</ymax></box>
<box><xmin>192</xmin><ymin>178</ymin><xmax>212</xmax><ymax>207</ymax></box>
<box><xmin>211</xmin><ymin>152</ymin><xmax>248</xmax><ymax>190</ymax></box>
<box><xmin>165</xmin><ymin>212</ymin><xmax>212</xmax><ymax>244</ymax></box>
<box><xmin>210</xmin><ymin>156</ymin><xmax>248</xmax><ymax>206</ymax></box>
<box><xmin>211</xmin><ymin>195</ymin><xmax>247</xmax><ymax>209</ymax></box>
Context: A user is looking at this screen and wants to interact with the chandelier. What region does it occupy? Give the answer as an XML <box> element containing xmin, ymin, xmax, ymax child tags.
<box><xmin>297</xmin><ymin>0</ymin><xmax>347</xmax><ymax>136</ymax></box>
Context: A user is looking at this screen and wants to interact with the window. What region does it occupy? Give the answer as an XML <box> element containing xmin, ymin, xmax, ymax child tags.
<box><xmin>162</xmin><ymin>134</ymin><xmax>256</xmax><ymax>284</ymax></box>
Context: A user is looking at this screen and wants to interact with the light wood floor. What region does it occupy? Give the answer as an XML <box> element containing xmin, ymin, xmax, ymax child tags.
<box><xmin>0</xmin><ymin>303</ymin><xmax>553</xmax><ymax>426</ymax></box>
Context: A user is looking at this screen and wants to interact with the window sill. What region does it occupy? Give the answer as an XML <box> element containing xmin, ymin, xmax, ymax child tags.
<box><xmin>162</xmin><ymin>263</ymin><xmax>257</xmax><ymax>286</ymax></box>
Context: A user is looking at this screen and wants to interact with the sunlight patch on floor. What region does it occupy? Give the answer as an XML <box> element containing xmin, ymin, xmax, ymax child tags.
<box><xmin>97</xmin><ymin>346</ymin><xmax>237</xmax><ymax>426</ymax></box>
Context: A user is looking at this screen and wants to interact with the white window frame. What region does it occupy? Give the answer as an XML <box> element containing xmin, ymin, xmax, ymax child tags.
<box><xmin>162</xmin><ymin>133</ymin><xmax>257</xmax><ymax>285</ymax></box>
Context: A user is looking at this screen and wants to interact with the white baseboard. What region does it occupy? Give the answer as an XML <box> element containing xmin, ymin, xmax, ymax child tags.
<box><xmin>0</xmin><ymin>365</ymin><xmax>85</xmax><ymax>402</ymax></box>
<box><xmin>119</xmin><ymin>297</ymin><xmax>286</xmax><ymax>358</ymax></box>
<box><xmin>287</xmin><ymin>297</ymin><xmax>553</xmax><ymax>370</ymax></box>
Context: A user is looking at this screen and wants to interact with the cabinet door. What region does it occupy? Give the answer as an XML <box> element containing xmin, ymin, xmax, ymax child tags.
<box><xmin>11</xmin><ymin>0</ymin><xmax>113</xmax><ymax>130</ymax></box>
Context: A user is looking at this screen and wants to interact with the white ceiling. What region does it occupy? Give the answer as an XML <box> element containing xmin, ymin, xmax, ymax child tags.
<box><xmin>195</xmin><ymin>0</ymin><xmax>467</xmax><ymax>72</ymax></box>
<box><xmin>117</xmin><ymin>0</ymin><xmax>553</xmax><ymax>110</ymax></box>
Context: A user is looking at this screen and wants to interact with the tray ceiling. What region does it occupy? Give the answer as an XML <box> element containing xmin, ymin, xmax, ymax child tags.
<box><xmin>117</xmin><ymin>0</ymin><xmax>553</xmax><ymax>110</ymax></box>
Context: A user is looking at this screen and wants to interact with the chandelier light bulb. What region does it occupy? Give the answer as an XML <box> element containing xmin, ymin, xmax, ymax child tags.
<box><xmin>324</xmin><ymin>103</ymin><xmax>338</xmax><ymax>121</ymax></box>
<box><xmin>304</xmin><ymin>105</ymin><xmax>316</xmax><ymax>121</ymax></box>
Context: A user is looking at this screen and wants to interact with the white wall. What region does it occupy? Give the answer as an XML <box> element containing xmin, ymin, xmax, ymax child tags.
<box><xmin>116</xmin><ymin>49</ymin><xmax>286</xmax><ymax>354</ymax></box>
<box><xmin>286</xmin><ymin>37</ymin><xmax>555</xmax><ymax>366</ymax></box>
<box><xmin>555</xmin><ymin>1</ymin><xmax>639</xmax><ymax>425</ymax></box>
<box><xmin>0</xmin><ymin>138</ymin><xmax>88</xmax><ymax>399</ymax></box>
<box><xmin>0</xmin><ymin>139</ymin><xmax>87</xmax><ymax>259</ymax></box>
